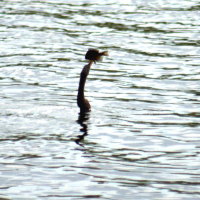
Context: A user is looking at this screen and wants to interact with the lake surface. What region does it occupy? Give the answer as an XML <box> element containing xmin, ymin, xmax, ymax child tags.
<box><xmin>0</xmin><ymin>0</ymin><xmax>200</xmax><ymax>199</ymax></box>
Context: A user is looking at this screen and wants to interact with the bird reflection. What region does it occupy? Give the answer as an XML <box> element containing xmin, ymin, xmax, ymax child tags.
<box><xmin>75</xmin><ymin>111</ymin><xmax>90</xmax><ymax>145</ymax></box>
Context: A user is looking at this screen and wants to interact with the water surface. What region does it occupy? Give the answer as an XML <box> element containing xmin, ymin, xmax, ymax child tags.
<box><xmin>0</xmin><ymin>0</ymin><xmax>200</xmax><ymax>199</ymax></box>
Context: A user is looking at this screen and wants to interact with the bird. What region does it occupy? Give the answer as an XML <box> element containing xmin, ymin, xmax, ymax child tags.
<box><xmin>77</xmin><ymin>49</ymin><xmax>108</xmax><ymax>113</ymax></box>
<box><xmin>85</xmin><ymin>48</ymin><xmax>108</xmax><ymax>63</ymax></box>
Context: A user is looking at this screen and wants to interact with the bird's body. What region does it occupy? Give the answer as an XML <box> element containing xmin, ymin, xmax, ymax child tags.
<box><xmin>77</xmin><ymin>49</ymin><xmax>108</xmax><ymax>113</ymax></box>
<box><xmin>77</xmin><ymin>61</ymin><xmax>93</xmax><ymax>113</ymax></box>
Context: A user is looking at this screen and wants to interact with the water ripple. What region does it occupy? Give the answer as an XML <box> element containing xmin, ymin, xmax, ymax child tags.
<box><xmin>1</xmin><ymin>0</ymin><xmax>200</xmax><ymax>199</ymax></box>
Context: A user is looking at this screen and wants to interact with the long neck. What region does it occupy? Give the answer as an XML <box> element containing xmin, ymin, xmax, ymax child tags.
<box><xmin>78</xmin><ymin>61</ymin><xmax>93</xmax><ymax>100</ymax></box>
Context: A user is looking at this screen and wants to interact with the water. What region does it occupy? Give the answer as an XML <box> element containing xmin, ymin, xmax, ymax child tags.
<box><xmin>0</xmin><ymin>0</ymin><xmax>200</xmax><ymax>199</ymax></box>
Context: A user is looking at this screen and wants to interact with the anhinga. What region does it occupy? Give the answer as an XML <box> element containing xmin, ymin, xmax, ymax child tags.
<box><xmin>77</xmin><ymin>49</ymin><xmax>108</xmax><ymax>113</ymax></box>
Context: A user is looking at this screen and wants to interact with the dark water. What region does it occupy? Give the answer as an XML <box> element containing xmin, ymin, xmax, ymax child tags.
<box><xmin>0</xmin><ymin>0</ymin><xmax>200</xmax><ymax>199</ymax></box>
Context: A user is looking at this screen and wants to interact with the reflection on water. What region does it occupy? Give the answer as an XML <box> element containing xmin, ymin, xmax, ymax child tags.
<box><xmin>0</xmin><ymin>0</ymin><xmax>200</xmax><ymax>199</ymax></box>
<box><xmin>76</xmin><ymin>112</ymin><xmax>90</xmax><ymax>145</ymax></box>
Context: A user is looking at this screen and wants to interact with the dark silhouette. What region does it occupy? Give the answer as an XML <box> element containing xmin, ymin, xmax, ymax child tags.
<box><xmin>75</xmin><ymin>112</ymin><xmax>90</xmax><ymax>145</ymax></box>
<box><xmin>77</xmin><ymin>60</ymin><xmax>93</xmax><ymax>113</ymax></box>
<box><xmin>77</xmin><ymin>49</ymin><xmax>108</xmax><ymax>113</ymax></box>
<box><xmin>76</xmin><ymin>49</ymin><xmax>108</xmax><ymax>145</ymax></box>
<box><xmin>85</xmin><ymin>48</ymin><xmax>108</xmax><ymax>63</ymax></box>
